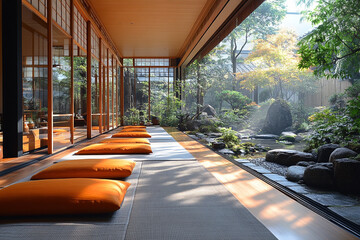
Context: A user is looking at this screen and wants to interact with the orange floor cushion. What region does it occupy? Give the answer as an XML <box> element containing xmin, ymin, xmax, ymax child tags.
<box><xmin>123</xmin><ymin>126</ymin><xmax>146</xmax><ymax>129</ymax></box>
<box><xmin>75</xmin><ymin>143</ymin><xmax>152</xmax><ymax>155</ymax></box>
<box><xmin>0</xmin><ymin>178</ymin><xmax>130</xmax><ymax>216</ymax></box>
<box><xmin>31</xmin><ymin>159</ymin><xmax>136</xmax><ymax>180</ymax></box>
<box><xmin>112</xmin><ymin>132</ymin><xmax>152</xmax><ymax>138</ymax></box>
<box><xmin>53</xmin><ymin>129</ymin><xmax>68</xmax><ymax>133</ymax></box>
<box><xmin>100</xmin><ymin>138</ymin><xmax>150</xmax><ymax>144</ymax></box>
<box><xmin>121</xmin><ymin>129</ymin><xmax>147</xmax><ymax>133</ymax></box>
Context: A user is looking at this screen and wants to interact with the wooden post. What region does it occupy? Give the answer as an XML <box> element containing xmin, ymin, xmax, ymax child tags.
<box><xmin>112</xmin><ymin>55</ymin><xmax>115</xmax><ymax>128</ymax></box>
<box><xmin>86</xmin><ymin>21</ymin><xmax>92</xmax><ymax>138</ymax></box>
<box><xmin>47</xmin><ymin>0</ymin><xmax>54</xmax><ymax>154</ymax></box>
<box><xmin>115</xmin><ymin>61</ymin><xmax>118</xmax><ymax>127</ymax></box>
<box><xmin>148</xmin><ymin>67</ymin><xmax>151</xmax><ymax>120</ymax></box>
<box><xmin>69</xmin><ymin>0</ymin><xmax>74</xmax><ymax>144</ymax></box>
<box><xmin>2</xmin><ymin>0</ymin><xmax>23</xmax><ymax>157</ymax></box>
<box><xmin>107</xmin><ymin>48</ymin><xmax>110</xmax><ymax>131</ymax></box>
<box><xmin>98</xmin><ymin>39</ymin><xmax>102</xmax><ymax>133</ymax></box>
<box><xmin>120</xmin><ymin>59</ymin><xmax>124</xmax><ymax>125</ymax></box>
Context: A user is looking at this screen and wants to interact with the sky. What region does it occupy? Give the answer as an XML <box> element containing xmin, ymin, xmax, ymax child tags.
<box><xmin>280</xmin><ymin>0</ymin><xmax>315</xmax><ymax>37</ymax></box>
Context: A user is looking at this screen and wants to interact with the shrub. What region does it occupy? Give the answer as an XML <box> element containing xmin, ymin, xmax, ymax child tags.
<box><xmin>306</xmin><ymin>98</ymin><xmax>360</xmax><ymax>150</ymax></box>
<box><xmin>218</xmin><ymin>127</ymin><xmax>240</xmax><ymax>148</ymax></box>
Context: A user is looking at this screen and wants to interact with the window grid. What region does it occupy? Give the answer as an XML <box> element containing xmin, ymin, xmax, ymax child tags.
<box><xmin>91</xmin><ymin>27</ymin><xmax>100</xmax><ymax>59</ymax></box>
<box><xmin>134</xmin><ymin>58</ymin><xmax>170</xmax><ymax>67</ymax></box>
<box><xmin>52</xmin><ymin>0</ymin><xmax>71</xmax><ymax>34</ymax></box>
<box><xmin>73</xmin><ymin>6</ymin><xmax>87</xmax><ymax>50</ymax></box>
<box><xmin>25</xmin><ymin>0</ymin><xmax>47</xmax><ymax>18</ymax></box>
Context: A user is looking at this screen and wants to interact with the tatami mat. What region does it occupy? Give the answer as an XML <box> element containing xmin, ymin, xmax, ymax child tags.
<box><xmin>125</xmin><ymin>161</ymin><xmax>277</xmax><ymax>240</ymax></box>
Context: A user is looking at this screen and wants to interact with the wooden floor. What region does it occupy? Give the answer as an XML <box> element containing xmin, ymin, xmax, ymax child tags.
<box><xmin>165</xmin><ymin>127</ymin><xmax>359</xmax><ymax>240</ymax></box>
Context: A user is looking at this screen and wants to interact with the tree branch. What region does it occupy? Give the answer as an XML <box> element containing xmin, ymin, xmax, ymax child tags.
<box><xmin>235</xmin><ymin>29</ymin><xmax>249</xmax><ymax>60</ymax></box>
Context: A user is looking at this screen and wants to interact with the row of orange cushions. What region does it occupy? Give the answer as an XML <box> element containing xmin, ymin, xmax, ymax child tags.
<box><xmin>0</xmin><ymin>159</ymin><xmax>136</xmax><ymax>216</ymax></box>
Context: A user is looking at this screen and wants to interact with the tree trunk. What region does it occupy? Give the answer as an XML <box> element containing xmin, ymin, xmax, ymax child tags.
<box><xmin>254</xmin><ymin>85</ymin><xmax>259</xmax><ymax>104</ymax></box>
<box><xmin>230</xmin><ymin>36</ymin><xmax>237</xmax><ymax>91</ymax></box>
<box><xmin>196</xmin><ymin>62</ymin><xmax>201</xmax><ymax>117</ymax></box>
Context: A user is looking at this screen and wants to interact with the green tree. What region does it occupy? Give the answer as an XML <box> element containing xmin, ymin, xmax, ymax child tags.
<box><xmin>298</xmin><ymin>0</ymin><xmax>360</xmax><ymax>83</ymax></box>
<box><xmin>224</xmin><ymin>0</ymin><xmax>286</xmax><ymax>90</ymax></box>
<box><xmin>217</xmin><ymin>90</ymin><xmax>251</xmax><ymax>110</ymax></box>
<box><xmin>238</xmin><ymin>30</ymin><xmax>318</xmax><ymax>100</ymax></box>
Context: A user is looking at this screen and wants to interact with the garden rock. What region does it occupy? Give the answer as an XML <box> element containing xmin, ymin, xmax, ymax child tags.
<box><xmin>297</xmin><ymin>161</ymin><xmax>316</xmax><ymax>167</ymax></box>
<box><xmin>195</xmin><ymin>133</ymin><xmax>206</xmax><ymax>139</ymax></box>
<box><xmin>334</xmin><ymin>158</ymin><xmax>360</xmax><ymax>193</ymax></box>
<box><xmin>251</xmin><ymin>134</ymin><xmax>279</xmax><ymax>139</ymax></box>
<box><xmin>266</xmin><ymin>149</ymin><xmax>315</xmax><ymax>166</ymax></box>
<box><xmin>204</xmin><ymin>138</ymin><xmax>216</xmax><ymax>144</ymax></box>
<box><xmin>208</xmin><ymin>132</ymin><xmax>222</xmax><ymax>138</ymax></box>
<box><xmin>262</xmin><ymin>100</ymin><xmax>292</xmax><ymax>135</ymax></box>
<box><xmin>329</xmin><ymin>148</ymin><xmax>357</xmax><ymax>163</ymax></box>
<box><xmin>286</xmin><ymin>166</ymin><xmax>306</xmax><ymax>182</ymax></box>
<box><xmin>238</xmin><ymin>129</ymin><xmax>256</xmax><ymax>139</ymax></box>
<box><xmin>303</xmin><ymin>163</ymin><xmax>334</xmax><ymax>188</ymax></box>
<box><xmin>288</xmin><ymin>152</ymin><xmax>316</xmax><ymax>166</ymax></box>
<box><xmin>218</xmin><ymin>148</ymin><xmax>235</xmax><ymax>155</ymax></box>
<box><xmin>317</xmin><ymin>144</ymin><xmax>340</xmax><ymax>162</ymax></box>
<box><xmin>202</xmin><ymin>104</ymin><xmax>217</xmax><ymax>117</ymax></box>
<box><xmin>188</xmin><ymin>135</ymin><xmax>199</xmax><ymax>140</ymax></box>
<box><xmin>280</xmin><ymin>132</ymin><xmax>297</xmax><ymax>142</ymax></box>
<box><xmin>212</xmin><ymin>142</ymin><xmax>225</xmax><ymax>150</ymax></box>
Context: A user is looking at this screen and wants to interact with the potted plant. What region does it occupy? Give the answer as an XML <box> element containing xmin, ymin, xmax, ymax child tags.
<box><xmin>28</xmin><ymin>118</ymin><xmax>35</xmax><ymax>129</ymax></box>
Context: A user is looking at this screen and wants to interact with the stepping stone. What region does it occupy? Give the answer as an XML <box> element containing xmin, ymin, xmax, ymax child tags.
<box><xmin>303</xmin><ymin>193</ymin><xmax>359</xmax><ymax>207</ymax></box>
<box><xmin>329</xmin><ymin>206</ymin><xmax>360</xmax><ymax>225</ymax></box>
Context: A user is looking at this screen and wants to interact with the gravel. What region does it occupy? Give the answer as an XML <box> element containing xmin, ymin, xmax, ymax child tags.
<box><xmin>248</xmin><ymin>157</ymin><xmax>288</xmax><ymax>176</ymax></box>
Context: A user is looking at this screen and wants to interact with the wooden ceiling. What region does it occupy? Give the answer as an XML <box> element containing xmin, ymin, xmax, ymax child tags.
<box><xmin>86</xmin><ymin>0</ymin><xmax>263</xmax><ymax>65</ymax></box>
<box><xmin>87</xmin><ymin>0</ymin><xmax>211</xmax><ymax>58</ymax></box>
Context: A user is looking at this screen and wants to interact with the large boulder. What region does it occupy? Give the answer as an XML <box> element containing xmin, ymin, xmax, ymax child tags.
<box><xmin>286</xmin><ymin>166</ymin><xmax>306</xmax><ymax>182</ymax></box>
<box><xmin>334</xmin><ymin>158</ymin><xmax>360</xmax><ymax>193</ymax></box>
<box><xmin>266</xmin><ymin>149</ymin><xmax>315</xmax><ymax>166</ymax></box>
<box><xmin>303</xmin><ymin>163</ymin><xmax>334</xmax><ymax>189</ymax></box>
<box><xmin>202</xmin><ymin>104</ymin><xmax>217</xmax><ymax>117</ymax></box>
<box><xmin>329</xmin><ymin>148</ymin><xmax>357</xmax><ymax>163</ymax></box>
<box><xmin>280</xmin><ymin>132</ymin><xmax>297</xmax><ymax>142</ymax></box>
<box><xmin>262</xmin><ymin>100</ymin><xmax>292</xmax><ymax>135</ymax></box>
<box><xmin>317</xmin><ymin>144</ymin><xmax>340</xmax><ymax>162</ymax></box>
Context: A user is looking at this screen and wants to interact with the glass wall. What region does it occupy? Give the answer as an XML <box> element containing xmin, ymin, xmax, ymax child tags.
<box><xmin>22</xmin><ymin>6</ymin><xmax>48</xmax><ymax>152</ymax></box>
<box><xmin>123</xmin><ymin>58</ymin><xmax>175</xmax><ymax>125</ymax></box>
<box><xmin>90</xmin><ymin>27</ymin><xmax>101</xmax><ymax>136</ymax></box>
<box><xmin>91</xmin><ymin>58</ymin><xmax>100</xmax><ymax>136</ymax></box>
<box><xmin>73</xmin><ymin>47</ymin><xmax>87</xmax><ymax>142</ymax></box>
<box><xmin>136</xmin><ymin>68</ymin><xmax>149</xmax><ymax>122</ymax></box>
<box><xmin>20</xmin><ymin>1</ymin><xmax>121</xmax><ymax>155</ymax></box>
<box><xmin>109</xmin><ymin>56</ymin><xmax>113</xmax><ymax>129</ymax></box>
<box><xmin>52</xmin><ymin>25</ymin><xmax>71</xmax><ymax>151</ymax></box>
<box><xmin>150</xmin><ymin>68</ymin><xmax>169</xmax><ymax>119</ymax></box>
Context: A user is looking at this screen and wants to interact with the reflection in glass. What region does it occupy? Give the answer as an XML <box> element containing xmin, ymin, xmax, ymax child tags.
<box><xmin>136</xmin><ymin>68</ymin><xmax>149</xmax><ymax>123</ymax></box>
<box><xmin>73</xmin><ymin>47</ymin><xmax>87</xmax><ymax>142</ymax></box>
<box><xmin>150</xmin><ymin>68</ymin><xmax>169</xmax><ymax>121</ymax></box>
<box><xmin>22</xmin><ymin>6</ymin><xmax>48</xmax><ymax>152</ymax></box>
<box><xmin>52</xmin><ymin>25</ymin><xmax>71</xmax><ymax>151</ymax></box>
<box><xmin>91</xmin><ymin>58</ymin><xmax>100</xmax><ymax>136</ymax></box>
